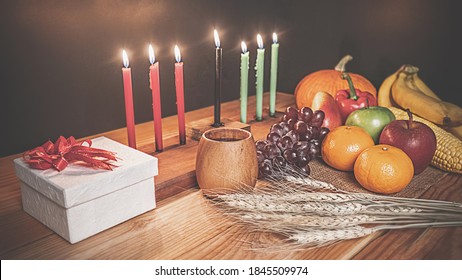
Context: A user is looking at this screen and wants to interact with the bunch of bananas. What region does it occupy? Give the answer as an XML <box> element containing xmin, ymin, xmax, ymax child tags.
<box><xmin>378</xmin><ymin>65</ymin><xmax>462</xmax><ymax>138</ymax></box>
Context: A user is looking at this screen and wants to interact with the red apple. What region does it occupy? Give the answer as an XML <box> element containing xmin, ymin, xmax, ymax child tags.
<box><xmin>379</xmin><ymin>109</ymin><xmax>437</xmax><ymax>174</ymax></box>
<box><xmin>311</xmin><ymin>91</ymin><xmax>342</xmax><ymax>130</ymax></box>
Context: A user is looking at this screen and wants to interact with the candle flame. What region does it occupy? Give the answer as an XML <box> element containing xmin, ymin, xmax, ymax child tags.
<box><xmin>257</xmin><ymin>34</ymin><xmax>264</xmax><ymax>49</ymax></box>
<box><xmin>241</xmin><ymin>41</ymin><xmax>247</xmax><ymax>53</ymax></box>
<box><xmin>273</xmin><ymin>33</ymin><xmax>278</xmax><ymax>44</ymax></box>
<box><xmin>214</xmin><ymin>29</ymin><xmax>221</xmax><ymax>48</ymax></box>
<box><xmin>174</xmin><ymin>45</ymin><xmax>181</xmax><ymax>62</ymax></box>
<box><xmin>122</xmin><ymin>49</ymin><xmax>129</xmax><ymax>68</ymax></box>
<box><xmin>148</xmin><ymin>44</ymin><xmax>156</xmax><ymax>65</ymax></box>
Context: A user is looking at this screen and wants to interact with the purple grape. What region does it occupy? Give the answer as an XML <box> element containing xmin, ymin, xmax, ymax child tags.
<box><xmin>305</xmin><ymin>129</ymin><xmax>314</xmax><ymax>141</ymax></box>
<box><xmin>270</xmin><ymin>123</ymin><xmax>284</xmax><ymax>136</ymax></box>
<box><xmin>308</xmin><ymin>142</ymin><xmax>320</xmax><ymax>158</ymax></box>
<box><xmin>279</xmin><ymin>122</ymin><xmax>290</xmax><ymax>134</ymax></box>
<box><xmin>259</xmin><ymin>159</ymin><xmax>273</xmax><ymax>176</ymax></box>
<box><xmin>276</xmin><ymin>135</ymin><xmax>293</xmax><ymax>151</ymax></box>
<box><xmin>285</xmin><ymin>130</ymin><xmax>299</xmax><ymax>143</ymax></box>
<box><xmin>296</xmin><ymin>154</ymin><xmax>311</xmax><ymax>167</ymax></box>
<box><xmin>281</xmin><ymin>115</ymin><xmax>290</xmax><ymax>122</ymax></box>
<box><xmin>294</xmin><ymin>121</ymin><xmax>308</xmax><ymax>134</ymax></box>
<box><xmin>287</xmin><ymin>118</ymin><xmax>296</xmax><ymax>130</ymax></box>
<box><xmin>283</xmin><ymin>148</ymin><xmax>298</xmax><ymax>164</ymax></box>
<box><xmin>310</xmin><ymin>139</ymin><xmax>321</xmax><ymax>147</ymax></box>
<box><xmin>298</xmin><ymin>107</ymin><xmax>313</xmax><ymax>123</ymax></box>
<box><xmin>263</xmin><ymin>143</ymin><xmax>280</xmax><ymax>159</ymax></box>
<box><xmin>256</xmin><ymin>150</ymin><xmax>265</xmax><ymax>164</ymax></box>
<box><xmin>293</xmin><ymin>141</ymin><xmax>309</xmax><ymax>153</ymax></box>
<box><xmin>272</xmin><ymin>156</ymin><xmax>286</xmax><ymax>168</ymax></box>
<box><xmin>319</xmin><ymin>127</ymin><xmax>330</xmax><ymax>142</ymax></box>
<box><xmin>267</xmin><ymin>132</ymin><xmax>281</xmax><ymax>143</ymax></box>
<box><xmin>313</xmin><ymin>127</ymin><xmax>321</xmax><ymax>139</ymax></box>
<box><xmin>285</xmin><ymin>107</ymin><xmax>298</xmax><ymax>120</ymax></box>
<box><xmin>298</xmin><ymin>164</ymin><xmax>311</xmax><ymax>175</ymax></box>
<box><xmin>255</xmin><ymin>140</ymin><xmax>268</xmax><ymax>151</ymax></box>
<box><xmin>298</xmin><ymin>132</ymin><xmax>309</xmax><ymax>141</ymax></box>
<box><xmin>311</xmin><ymin>110</ymin><xmax>325</xmax><ymax>127</ymax></box>
<box><xmin>306</xmin><ymin>126</ymin><xmax>320</xmax><ymax>140</ymax></box>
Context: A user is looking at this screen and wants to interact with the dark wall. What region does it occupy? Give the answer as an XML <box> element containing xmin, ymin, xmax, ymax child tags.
<box><xmin>1</xmin><ymin>0</ymin><xmax>461</xmax><ymax>156</ymax></box>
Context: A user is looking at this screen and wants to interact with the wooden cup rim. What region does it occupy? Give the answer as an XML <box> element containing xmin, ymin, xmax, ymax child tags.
<box><xmin>202</xmin><ymin>127</ymin><xmax>252</xmax><ymax>143</ymax></box>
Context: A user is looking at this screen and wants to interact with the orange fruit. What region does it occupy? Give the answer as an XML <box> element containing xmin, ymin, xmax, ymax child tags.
<box><xmin>321</xmin><ymin>126</ymin><xmax>375</xmax><ymax>171</ymax></box>
<box><xmin>354</xmin><ymin>144</ymin><xmax>414</xmax><ymax>194</ymax></box>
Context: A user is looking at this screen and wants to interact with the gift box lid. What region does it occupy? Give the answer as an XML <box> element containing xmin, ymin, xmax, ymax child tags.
<box><xmin>14</xmin><ymin>136</ymin><xmax>158</xmax><ymax>208</ymax></box>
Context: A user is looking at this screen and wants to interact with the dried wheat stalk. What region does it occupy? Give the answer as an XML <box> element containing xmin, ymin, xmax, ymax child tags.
<box><xmin>288</xmin><ymin>221</ymin><xmax>462</xmax><ymax>247</ymax></box>
<box><xmin>206</xmin><ymin>165</ymin><xmax>462</xmax><ymax>248</ymax></box>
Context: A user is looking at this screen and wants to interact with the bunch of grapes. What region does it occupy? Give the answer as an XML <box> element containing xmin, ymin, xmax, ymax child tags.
<box><xmin>256</xmin><ymin>106</ymin><xmax>330</xmax><ymax>178</ymax></box>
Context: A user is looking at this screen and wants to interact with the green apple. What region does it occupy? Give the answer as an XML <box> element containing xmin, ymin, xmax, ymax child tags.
<box><xmin>345</xmin><ymin>106</ymin><xmax>395</xmax><ymax>143</ymax></box>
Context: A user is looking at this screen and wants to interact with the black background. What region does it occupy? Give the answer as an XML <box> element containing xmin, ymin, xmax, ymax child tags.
<box><xmin>1</xmin><ymin>0</ymin><xmax>461</xmax><ymax>156</ymax></box>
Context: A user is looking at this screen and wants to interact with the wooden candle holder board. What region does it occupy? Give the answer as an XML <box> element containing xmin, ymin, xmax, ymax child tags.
<box><xmin>186</xmin><ymin>117</ymin><xmax>251</xmax><ymax>141</ymax></box>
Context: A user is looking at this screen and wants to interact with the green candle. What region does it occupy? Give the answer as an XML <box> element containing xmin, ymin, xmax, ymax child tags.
<box><xmin>255</xmin><ymin>34</ymin><xmax>265</xmax><ymax>121</ymax></box>
<box><xmin>240</xmin><ymin>41</ymin><xmax>249</xmax><ymax>123</ymax></box>
<box><xmin>270</xmin><ymin>33</ymin><xmax>279</xmax><ymax>117</ymax></box>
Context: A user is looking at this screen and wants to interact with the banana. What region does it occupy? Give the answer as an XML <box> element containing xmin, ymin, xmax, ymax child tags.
<box><xmin>398</xmin><ymin>65</ymin><xmax>441</xmax><ymax>100</ymax></box>
<box><xmin>402</xmin><ymin>65</ymin><xmax>462</xmax><ymax>127</ymax></box>
<box><xmin>377</xmin><ymin>66</ymin><xmax>403</xmax><ymax>107</ymax></box>
<box><xmin>391</xmin><ymin>71</ymin><xmax>460</xmax><ymax>126</ymax></box>
<box><xmin>412</xmin><ymin>72</ymin><xmax>442</xmax><ymax>101</ymax></box>
<box><xmin>388</xmin><ymin>64</ymin><xmax>462</xmax><ymax>129</ymax></box>
<box><xmin>442</xmin><ymin>101</ymin><xmax>462</xmax><ymax>123</ymax></box>
<box><xmin>404</xmin><ymin>68</ymin><xmax>462</xmax><ymax>124</ymax></box>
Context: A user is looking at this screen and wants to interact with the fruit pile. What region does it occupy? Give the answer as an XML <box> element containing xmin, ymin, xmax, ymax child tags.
<box><xmin>274</xmin><ymin>55</ymin><xmax>462</xmax><ymax>194</ymax></box>
<box><xmin>255</xmin><ymin>55</ymin><xmax>461</xmax><ymax>195</ymax></box>
<box><xmin>294</xmin><ymin>55</ymin><xmax>461</xmax><ymax>173</ymax></box>
<box><xmin>256</xmin><ymin>106</ymin><xmax>329</xmax><ymax>178</ymax></box>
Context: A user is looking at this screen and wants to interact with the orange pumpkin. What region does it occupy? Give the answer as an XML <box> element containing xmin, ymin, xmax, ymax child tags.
<box><xmin>294</xmin><ymin>55</ymin><xmax>377</xmax><ymax>109</ymax></box>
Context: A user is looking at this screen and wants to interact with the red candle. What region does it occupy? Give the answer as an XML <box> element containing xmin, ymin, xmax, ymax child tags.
<box><xmin>174</xmin><ymin>45</ymin><xmax>186</xmax><ymax>145</ymax></box>
<box><xmin>121</xmin><ymin>50</ymin><xmax>136</xmax><ymax>149</ymax></box>
<box><xmin>149</xmin><ymin>44</ymin><xmax>163</xmax><ymax>152</ymax></box>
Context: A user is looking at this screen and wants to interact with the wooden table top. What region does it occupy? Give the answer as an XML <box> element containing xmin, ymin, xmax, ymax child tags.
<box><xmin>1</xmin><ymin>93</ymin><xmax>461</xmax><ymax>260</ymax></box>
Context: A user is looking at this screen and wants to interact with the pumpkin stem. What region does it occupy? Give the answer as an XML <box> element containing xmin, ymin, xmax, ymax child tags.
<box><xmin>341</xmin><ymin>72</ymin><xmax>359</xmax><ymax>100</ymax></box>
<box><xmin>334</xmin><ymin>55</ymin><xmax>353</xmax><ymax>72</ymax></box>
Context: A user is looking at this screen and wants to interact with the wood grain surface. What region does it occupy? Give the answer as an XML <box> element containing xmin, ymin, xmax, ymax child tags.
<box><xmin>1</xmin><ymin>93</ymin><xmax>461</xmax><ymax>260</ymax></box>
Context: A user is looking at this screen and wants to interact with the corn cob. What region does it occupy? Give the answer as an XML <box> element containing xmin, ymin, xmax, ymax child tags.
<box><xmin>389</xmin><ymin>107</ymin><xmax>462</xmax><ymax>174</ymax></box>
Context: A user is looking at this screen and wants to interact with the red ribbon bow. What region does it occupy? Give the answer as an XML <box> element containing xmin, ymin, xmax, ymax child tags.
<box><xmin>23</xmin><ymin>136</ymin><xmax>117</xmax><ymax>172</ymax></box>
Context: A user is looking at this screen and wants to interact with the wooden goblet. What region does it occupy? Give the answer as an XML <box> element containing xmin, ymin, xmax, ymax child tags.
<box><xmin>195</xmin><ymin>128</ymin><xmax>258</xmax><ymax>193</ymax></box>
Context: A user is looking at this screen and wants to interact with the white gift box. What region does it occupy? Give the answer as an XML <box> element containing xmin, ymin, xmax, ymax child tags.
<box><xmin>14</xmin><ymin>136</ymin><xmax>158</xmax><ymax>244</ymax></box>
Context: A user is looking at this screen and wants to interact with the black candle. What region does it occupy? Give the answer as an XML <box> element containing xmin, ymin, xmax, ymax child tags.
<box><xmin>213</xmin><ymin>29</ymin><xmax>224</xmax><ymax>127</ymax></box>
